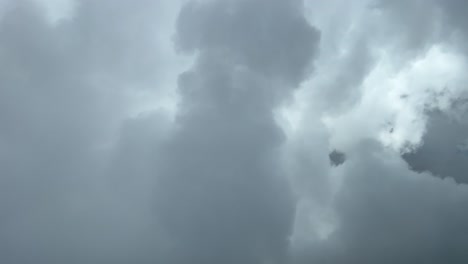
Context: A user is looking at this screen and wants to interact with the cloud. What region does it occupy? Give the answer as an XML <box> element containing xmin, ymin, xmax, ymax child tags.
<box><xmin>294</xmin><ymin>140</ymin><xmax>468</xmax><ymax>264</ymax></box>
<box><xmin>329</xmin><ymin>150</ymin><xmax>346</xmax><ymax>166</ymax></box>
<box><xmin>2</xmin><ymin>0</ymin><xmax>468</xmax><ymax>263</ymax></box>
<box><xmin>403</xmin><ymin>110</ymin><xmax>468</xmax><ymax>183</ymax></box>
<box><xmin>287</xmin><ymin>1</ymin><xmax>468</xmax><ymax>263</ymax></box>
<box><xmin>151</xmin><ymin>0</ymin><xmax>319</xmax><ymax>263</ymax></box>
<box><xmin>1</xmin><ymin>0</ymin><xmax>320</xmax><ymax>263</ymax></box>
<box><xmin>0</xmin><ymin>0</ymin><xmax>182</xmax><ymax>262</ymax></box>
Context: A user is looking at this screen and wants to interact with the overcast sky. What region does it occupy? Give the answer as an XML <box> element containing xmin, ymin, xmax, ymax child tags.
<box><xmin>1</xmin><ymin>0</ymin><xmax>468</xmax><ymax>263</ymax></box>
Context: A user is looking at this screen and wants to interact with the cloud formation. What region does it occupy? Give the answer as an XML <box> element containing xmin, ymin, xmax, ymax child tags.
<box><xmin>153</xmin><ymin>0</ymin><xmax>319</xmax><ymax>263</ymax></box>
<box><xmin>1</xmin><ymin>0</ymin><xmax>468</xmax><ymax>263</ymax></box>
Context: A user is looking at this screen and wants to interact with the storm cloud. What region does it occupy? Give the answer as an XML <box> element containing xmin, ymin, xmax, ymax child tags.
<box><xmin>1</xmin><ymin>0</ymin><xmax>468</xmax><ymax>263</ymax></box>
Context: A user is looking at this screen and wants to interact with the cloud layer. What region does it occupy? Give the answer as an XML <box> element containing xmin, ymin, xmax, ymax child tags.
<box><xmin>1</xmin><ymin>0</ymin><xmax>468</xmax><ymax>263</ymax></box>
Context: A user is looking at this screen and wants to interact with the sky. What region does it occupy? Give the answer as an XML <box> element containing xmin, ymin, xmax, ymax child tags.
<box><xmin>1</xmin><ymin>0</ymin><xmax>468</xmax><ymax>263</ymax></box>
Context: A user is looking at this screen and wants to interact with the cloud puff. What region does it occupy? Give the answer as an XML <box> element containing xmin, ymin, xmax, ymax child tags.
<box><xmin>403</xmin><ymin>110</ymin><xmax>468</xmax><ymax>183</ymax></box>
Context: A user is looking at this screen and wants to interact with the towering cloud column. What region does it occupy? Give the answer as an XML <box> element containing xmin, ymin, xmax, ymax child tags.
<box><xmin>153</xmin><ymin>0</ymin><xmax>319</xmax><ymax>263</ymax></box>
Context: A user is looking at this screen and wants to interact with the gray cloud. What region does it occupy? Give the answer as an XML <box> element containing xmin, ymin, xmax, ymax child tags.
<box><xmin>294</xmin><ymin>140</ymin><xmax>468</xmax><ymax>264</ymax></box>
<box><xmin>403</xmin><ymin>110</ymin><xmax>468</xmax><ymax>183</ymax></box>
<box><xmin>1</xmin><ymin>0</ymin><xmax>320</xmax><ymax>263</ymax></box>
<box><xmin>289</xmin><ymin>1</ymin><xmax>468</xmax><ymax>263</ymax></box>
<box><xmin>329</xmin><ymin>150</ymin><xmax>346</xmax><ymax>166</ymax></box>
<box><xmin>0</xmin><ymin>0</ymin><xmax>179</xmax><ymax>262</ymax></box>
<box><xmin>2</xmin><ymin>0</ymin><xmax>468</xmax><ymax>263</ymax></box>
<box><xmin>152</xmin><ymin>0</ymin><xmax>319</xmax><ymax>263</ymax></box>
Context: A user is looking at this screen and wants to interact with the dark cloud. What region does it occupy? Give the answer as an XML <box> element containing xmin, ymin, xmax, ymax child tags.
<box><xmin>373</xmin><ymin>0</ymin><xmax>444</xmax><ymax>51</ymax></box>
<box><xmin>376</xmin><ymin>0</ymin><xmax>468</xmax><ymax>54</ymax></box>
<box><xmin>176</xmin><ymin>0</ymin><xmax>319</xmax><ymax>86</ymax></box>
<box><xmin>0</xmin><ymin>0</ymin><xmax>177</xmax><ymax>262</ymax></box>
<box><xmin>329</xmin><ymin>149</ymin><xmax>346</xmax><ymax>166</ymax></box>
<box><xmin>289</xmin><ymin>1</ymin><xmax>468</xmax><ymax>263</ymax></box>
<box><xmin>1</xmin><ymin>0</ymin><xmax>320</xmax><ymax>263</ymax></box>
<box><xmin>436</xmin><ymin>0</ymin><xmax>468</xmax><ymax>34</ymax></box>
<box><xmin>294</xmin><ymin>140</ymin><xmax>468</xmax><ymax>264</ymax></box>
<box><xmin>152</xmin><ymin>0</ymin><xmax>320</xmax><ymax>263</ymax></box>
<box><xmin>403</xmin><ymin>110</ymin><xmax>468</xmax><ymax>183</ymax></box>
<box><xmin>3</xmin><ymin>0</ymin><xmax>468</xmax><ymax>263</ymax></box>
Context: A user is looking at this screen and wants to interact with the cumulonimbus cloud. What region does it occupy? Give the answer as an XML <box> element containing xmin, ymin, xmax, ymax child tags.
<box><xmin>1</xmin><ymin>0</ymin><xmax>468</xmax><ymax>263</ymax></box>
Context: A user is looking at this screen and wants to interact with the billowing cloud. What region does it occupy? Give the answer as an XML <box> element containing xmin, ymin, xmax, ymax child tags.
<box><xmin>403</xmin><ymin>109</ymin><xmax>468</xmax><ymax>183</ymax></box>
<box><xmin>0</xmin><ymin>0</ymin><xmax>183</xmax><ymax>262</ymax></box>
<box><xmin>287</xmin><ymin>0</ymin><xmax>468</xmax><ymax>263</ymax></box>
<box><xmin>2</xmin><ymin>0</ymin><xmax>468</xmax><ymax>263</ymax></box>
<box><xmin>294</xmin><ymin>140</ymin><xmax>468</xmax><ymax>264</ymax></box>
<box><xmin>152</xmin><ymin>0</ymin><xmax>319</xmax><ymax>263</ymax></box>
